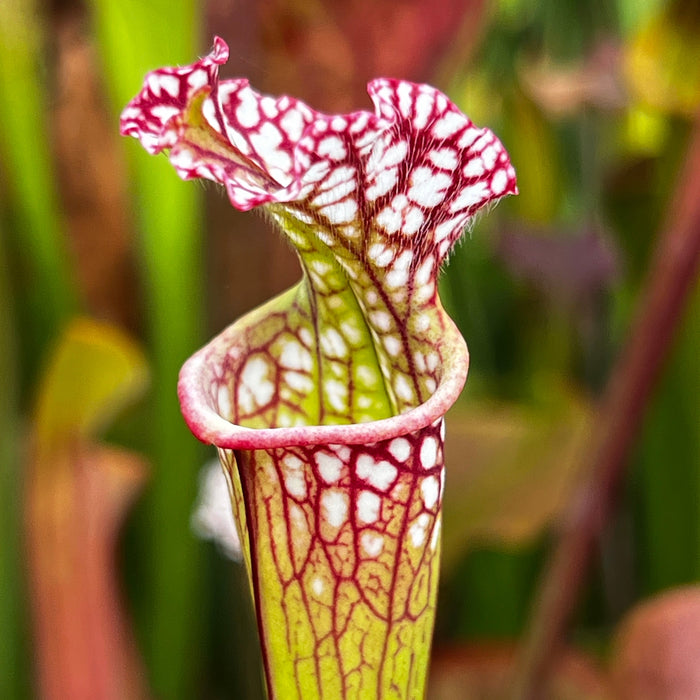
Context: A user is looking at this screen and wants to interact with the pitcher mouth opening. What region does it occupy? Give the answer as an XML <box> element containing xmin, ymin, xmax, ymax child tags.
<box><xmin>178</xmin><ymin>313</ymin><xmax>468</xmax><ymax>451</ymax></box>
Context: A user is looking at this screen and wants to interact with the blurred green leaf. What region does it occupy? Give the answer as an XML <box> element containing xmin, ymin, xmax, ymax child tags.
<box><xmin>633</xmin><ymin>285</ymin><xmax>700</xmax><ymax>592</ymax></box>
<box><xmin>35</xmin><ymin>318</ymin><xmax>148</xmax><ymax>450</ymax></box>
<box><xmin>625</xmin><ymin>2</ymin><xmax>700</xmax><ymax>117</ymax></box>
<box><xmin>0</xmin><ymin>0</ymin><xmax>75</xmax><ymax>359</ymax></box>
<box><xmin>501</xmin><ymin>92</ymin><xmax>561</xmax><ymax>225</ymax></box>
<box><xmin>87</xmin><ymin>3</ymin><xmax>207</xmax><ymax>696</ymax></box>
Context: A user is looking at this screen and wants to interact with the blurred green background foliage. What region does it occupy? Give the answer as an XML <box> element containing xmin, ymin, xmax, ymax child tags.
<box><xmin>1</xmin><ymin>0</ymin><xmax>699</xmax><ymax>697</ymax></box>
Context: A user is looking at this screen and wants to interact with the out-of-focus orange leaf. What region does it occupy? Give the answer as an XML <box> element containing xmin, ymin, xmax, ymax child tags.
<box><xmin>27</xmin><ymin>444</ymin><xmax>149</xmax><ymax>700</ymax></box>
<box><xmin>520</xmin><ymin>41</ymin><xmax>626</xmax><ymax>117</ymax></box>
<box><xmin>26</xmin><ymin>318</ymin><xmax>150</xmax><ymax>700</ymax></box>
<box><xmin>610</xmin><ymin>586</ymin><xmax>700</xmax><ymax>699</ymax></box>
<box><xmin>428</xmin><ymin>644</ymin><xmax>611</xmax><ymax>700</ymax></box>
<box><xmin>625</xmin><ymin>4</ymin><xmax>700</xmax><ymax>117</ymax></box>
<box><xmin>442</xmin><ymin>393</ymin><xmax>592</xmax><ymax>572</ymax></box>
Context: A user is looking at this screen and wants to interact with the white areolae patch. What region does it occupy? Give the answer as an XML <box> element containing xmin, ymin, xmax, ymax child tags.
<box><xmin>235</xmin><ymin>89</ymin><xmax>261</xmax><ymax>128</ymax></box>
<box><xmin>324</xmin><ymin>379</ymin><xmax>348</xmax><ymax>413</ymax></box>
<box><xmin>355</xmin><ymin>454</ymin><xmax>397</xmax><ymax>491</ymax></box>
<box><xmin>388</xmin><ymin>437</ymin><xmax>411</xmax><ymax>462</ymax></box>
<box><xmin>331</xmin><ymin>116</ymin><xmax>347</xmax><ymax>131</ymax></box>
<box><xmin>238</xmin><ymin>355</ymin><xmax>275</xmax><ymax>413</ymax></box>
<box><xmin>331</xmin><ymin>444</ymin><xmax>351</xmax><ymax>461</ymax></box>
<box><xmin>413</xmin><ymin>92</ymin><xmax>434</xmax><ymax>130</ymax></box>
<box><xmin>284</xmin><ymin>370</ymin><xmax>314</xmax><ymax>393</ymax></box>
<box><xmin>188</xmin><ymin>69</ymin><xmax>209</xmax><ymax>91</ymax></box>
<box><xmin>408</xmin><ymin>167</ymin><xmax>452</xmax><ymax>208</ymax></box>
<box><xmin>369</xmin><ymin>310</ymin><xmax>393</xmax><ymax>333</ymax></box>
<box><xmin>318</xmin><ymin>135</ymin><xmax>347</xmax><ymax>161</ymax></box>
<box><xmin>280</xmin><ymin>341</ymin><xmax>313</xmax><ymax>371</ymax></box>
<box><xmin>356</xmin><ymin>490</ymin><xmax>381</xmax><ymax>524</ymax></box>
<box><xmin>421</xmin><ymin>475</ymin><xmax>440</xmax><ymax>510</ymax></box>
<box><xmin>386</xmin><ymin>249</ymin><xmax>413</xmax><ymax>287</ymax></box>
<box><xmin>159</xmin><ymin>74</ymin><xmax>180</xmax><ymax>98</ymax></box>
<box><xmin>431</xmin><ymin>111</ymin><xmax>465</xmax><ymax>139</ymax></box>
<box><xmin>280</xmin><ymin>108</ymin><xmax>305</xmax><ymax>141</ymax></box>
<box><xmin>147</xmin><ymin>73</ymin><xmax>163</xmax><ymax>96</ymax></box>
<box><xmin>356</xmin><ymin>364</ymin><xmax>380</xmax><ymax>386</ymax></box>
<box><xmin>381</xmin><ymin>140</ymin><xmax>409</xmax><ymax>168</ymax></box>
<box><xmin>402</xmin><ymin>206</ymin><xmax>424</xmax><ymax>235</ymax></box>
<box><xmin>393</xmin><ymin>374</ymin><xmax>415</xmax><ymax>403</ymax></box>
<box><xmin>376</xmin><ymin>206</ymin><xmax>402</xmax><ymax>234</ymax></box>
<box><xmin>299</xmin><ymin>327</ymin><xmax>313</xmax><ymax>347</ymax></box>
<box><xmin>217</xmin><ymin>384</ymin><xmax>232</xmax><ymax>419</ymax></box>
<box><xmin>386</xmin><ymin>264</ymin><xmax>410</xmax><ymax>289</ymax></box>
<box><xmin>434</xmin><ymin>217</ymin><xmax>463</xmax><ymax>243</ymax></box>
<box><xmin>260</xmin><ymin>97</ymin><xmax>278</xmax><ymax>118</ymax></box>
<box><xmin>321</xmin><ymin>165</ymin><xmax>356</xmax><ymax>190</ymax></box>
<box><xmin>383</xmin><ymin>335</ymin><xmax>402</xmax><ymax>357</ymax></box>
<box><xmin>283</xmin><ymin>453</ymin><xmax>304</xmax><ymax>470</ymax></box>
<box><xmin>463</xmin><ymin>157</ymin><xmax>485</xmax><ymax>178</ymax></box>
<box><xmin>420</xmin><ymin>436</ymin><xmax>439</xmax><ymax>470</ymax></box>
<box><xmin>152</xmin><ymin>104</ymin><xmax>180</xmax><ymax>123</ymax></box>
<box><xmin>315</xmin><ymin>451</ymin><xmax>344</xmax><ymax>484</ymax></box>
<box><xmin>303</xmin><ymin>161</ymin><xmax>331</xmax><ymax>185</ymax></box>
<box><xmin>429</xmin><ymin>147</ymin><xmax>458</xmax><ymax>171</ymax></box>
<box><xmin>481</xmin><ymin>145</ymin><xmax>498</xmax><ymax>169</ymax></box>
<box><xmin>491</xmin><ymin>169</ymin><xmax>508</xmax><ymax>195</ymax></box>
<box><xmin>415</xmin><ymin>314</ymin><xmax>431</xmax><ymax>332</ymax></box>
<box><xmin>430</xmin><ymin>515</ymin><xmax>441</xmax><ymax>552</ymax></box>
<box><xmin>289</xmin><ymin>503</ymin><xmax>308</xmax><ymax>539</ymax></box>
<box><xmin>426</xmin><ymin>352</ymin><xmax>439</xmax><ymax>372</ymax></box>
<box><xmin>409</xmin><ymin>513</ymin><xmax>431</xmax><ymax>548</ymax></box>
<box><xmin>321</xmin><ymin>489</ymin><xmax>349</xmax><ymax>528</ymax></box>
<box><xmin>366</xmin><ymin>167</ymin><xmax>398</xmax><ymax>201</ymax></box>
<box><xmin>397</xmin><ymin>81</ymin><xmax>413</xmax><ymax>115</ymax></box>
<box><xmin>365</xmin><ymin>290</ymin><xmax>379</xmax><ymax>305</ymax></box>
<box><xmin>249</xmin><ymin>122</ymin><xmax>293</xmax><ymax>183</ymax></box>
<box><xmin>361</xmin><ymin>532</ymin><xmax>385</xmax><ymax>558</ymax></box>
<box><xmin>414</xmin><ymin>352</ymin><xmax>426</xmax><ymax>373</ymax></box>
<box><xmin>285</xmin><ymin>470</ymin><xmax>307</xmax><ymax>499</ymax></box>
<box><xmin>415</xmin><ymin>255</ymin><xmax>435</xmax><ymax>286</ymax></box>
<box><xmin>312</xmin><ymin>179</ymin><xmax>356</xmax><ymax>207</ymax></box>
<box><xmin>282</xmin><ymin>453</ymin><xmax>306</xmax><ymax>499</ymax></box>
<box><xmin>320</xmin><ymin>328</ymin><xmax>348</xmax><ymax>358</ymax></box>
<box><xmin>368</xmin><ymin>243</ymin><xmax>395</xmax><ymax>268</ymax></box>
<box><xmin>318</xmin><ymin>199</ymin><xmax>358</xmax><ymax>225</ymax></box>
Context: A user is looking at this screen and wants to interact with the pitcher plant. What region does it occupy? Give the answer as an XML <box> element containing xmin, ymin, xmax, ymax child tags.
<box><xmin>121</xmin><ymin>36</ymin><xmax>516</xmax><ymax>700</ymax></box>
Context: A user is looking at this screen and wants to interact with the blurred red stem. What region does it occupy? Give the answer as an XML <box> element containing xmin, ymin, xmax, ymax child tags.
<box><xmin>510</xmin><ymin>114</ymin><xmax>700</xmax><ymax>699</ymax></box>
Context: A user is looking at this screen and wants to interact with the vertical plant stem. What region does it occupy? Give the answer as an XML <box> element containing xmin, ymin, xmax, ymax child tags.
<box><xmin>88</xmin><ymin>2</ymin><xmax>205</xmax><ymax>697</ymax></box>
<box><xmin>510</xmin><ymin>113</ymin><xmax>700</xmax><ymax>699</ymax></box>
<box><xmin>0</xmin><ymin>224</ymin><xmax>29</xmax><ymax>699</ymax></box>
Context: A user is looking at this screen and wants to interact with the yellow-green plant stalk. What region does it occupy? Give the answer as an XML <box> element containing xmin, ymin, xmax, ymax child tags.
<box><xmin>121</xmin><ymin>37</ymin><xmax>516</xmax><ymax>699</ymax></box>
